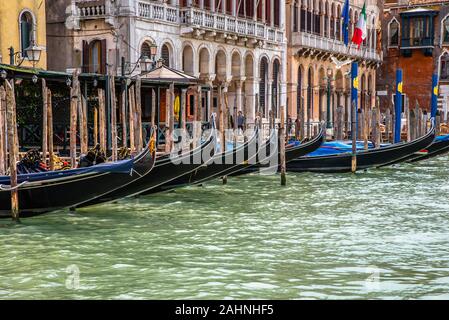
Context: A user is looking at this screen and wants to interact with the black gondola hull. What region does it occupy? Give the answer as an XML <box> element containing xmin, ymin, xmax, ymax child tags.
<box><xmin>234</xmin><ymin>125</ymin><xmax>326</xmax><ymax>175</ymax></box>
<box><xmin>288</xmin><ymin>125</ymin><xmax>436</xmax><ymax>173</ymax></box>
<box><xmin>77</xmin><ymin>132</ymin><xmax>217</xmax><ymax>206</ymax></box>
<box><xmin>407</xmin><ymin>137</ymin><xmax>449</xmax><ymax>163</ymax></box>
<box><xmin>147</xmin><ymin>128</ymin><xmax>261</xmax><ymax>192</ymax></box>
<box><xmin>0</xmin><ymin>143</ymin><xmax>155</xmax><ymax>218</ymax></box>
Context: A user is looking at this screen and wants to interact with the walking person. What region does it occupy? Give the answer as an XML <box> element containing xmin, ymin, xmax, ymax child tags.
<box><xmin>237</xmin><ymin>111</ymin><xmax>245</xmax><ymax>134</ymax></box>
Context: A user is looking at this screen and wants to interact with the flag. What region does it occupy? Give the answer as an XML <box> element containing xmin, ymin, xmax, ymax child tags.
<box><xmin>342</xmin><ymin>0</ymin><xmax>350</xmax><ymax>46</ymax></box>
<box><xmin>352</xmin><ymin>2</ymin><xmax>367</xmax><ymax>48</ymax></box>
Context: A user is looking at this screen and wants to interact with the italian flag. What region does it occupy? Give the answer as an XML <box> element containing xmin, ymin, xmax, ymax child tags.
<box><xmin>352</xmin><ymin>2</ymin><xmax>367</xmax><ymax>48</ymax></box>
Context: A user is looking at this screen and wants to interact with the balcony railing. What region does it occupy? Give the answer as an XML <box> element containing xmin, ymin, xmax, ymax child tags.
<box><xmin>75</xmin><ymin>0</ymin><xmax>110</xmax><ymax>19</ymax></box>
<box><xmin>401</xmin><ymin>37</ymin><xmax>434</xmax><ymax>49</ymax></box>
<box><xmin>292</xmin><ymin>32</ymin><xmax>382</xmax><ymax>62</ymax></box>
<box><xmin>137</xmin><ymin>1</ymin><xmax>284</xmax><ymax>44</ymax></box>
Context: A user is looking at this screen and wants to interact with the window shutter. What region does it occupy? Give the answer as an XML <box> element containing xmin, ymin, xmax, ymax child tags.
<box><xmin>82</xmin><ymin>40</ymin><xmax>89</xmax><ymax>73</ymax></box>
<box><xmin>100</xmin><ymin>39</ymin><xmax>107</xmax><ymax>74</ymax></box>
<box><xmin>21</xmin><ymin>21</ymin><xmax>30</xmax><ymax>56</ymax></box>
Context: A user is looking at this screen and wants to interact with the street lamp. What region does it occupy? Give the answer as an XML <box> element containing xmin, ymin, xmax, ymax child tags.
<box><xmin>326</xmin><ymin>67</ymin><xmax>333</xmax><ymax>129</ymax></box>
<box><xmin>25</xmin><ymin>44</ymin><xmax>43</xmax><ymax>64</ymax></box>
<box><xmin>8</xmin><ymin>42</ymin><xmax>43</xmax><ymax>67</ymax></box>
<box><xmin>125</xmin><ymin>43</ymin><xmax>158</xmax><ymax>76</ymax></box>
<box><xmin>140</xmin><ymin>43</ymin><xmax>158</xmax><ymax>72</ymax></box>
<box><xmin>139</xmin><ymin>55</ymin><xmax>153</xmax><ymax>73</ymax></box>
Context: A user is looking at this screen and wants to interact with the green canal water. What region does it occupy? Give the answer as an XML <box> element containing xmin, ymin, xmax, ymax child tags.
<box><xmin>1</xmin><ymin>157</ymin><xmax>449</xmax><ymax>300</ymax></box>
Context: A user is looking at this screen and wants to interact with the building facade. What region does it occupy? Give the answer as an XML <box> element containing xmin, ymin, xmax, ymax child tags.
<box><xmin>0</xmin><ymin>0</ymin><xmax>47</xmax><ymax>69</ymax></box>
<box><xmin>46</xmin><ymin>0</ymin><xmax>287</xmax><ymax>124</ymax></box>
<box><xmin>286</xmin><ymin>0</ymin><xmax>382</xmax><ymax>132</ymax></box>
<box><xmin>377</xmin><ymin>0</ymin><xmax>449</xmax><ymax>116</ymax></box>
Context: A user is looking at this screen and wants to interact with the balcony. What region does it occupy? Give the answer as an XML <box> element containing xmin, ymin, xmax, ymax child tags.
<box><xmin>291</xmin><ymin>32</ymin><xmax>382</xmax><ymax>62</ymax></box>
<box><xmin>137</xmin><ymin>1</ymin><xmax>284</xmax><ymax>45</ymax></box>
<box><xmin>75</xmin><ymin>0</ymin><xmax>111</xmax><ymax>19</ymax></box>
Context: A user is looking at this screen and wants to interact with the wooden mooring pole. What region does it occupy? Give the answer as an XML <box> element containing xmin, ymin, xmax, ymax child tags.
<box><xmin>280</xmin><ymin>106</ymin><xmax>286</xmax><ymax>186</ymax></box>
<box><xmin>0</xmin><ymin>86</ymin><xmax>6</xmax><ymax>175</ymax></box>
<box><xmin>120</xmin><ymin>84</ymin><xmax>127</xmax><ymax>148</ymax></box>
<box><xmin>42</xmin><ymin>79</ymin><xmax>48</xmax><ymax>165</ymax></box>
<box><xmin>47</xmin><ymin>89</ymin><xmax>55</xmax><ymax>171</ymax></box>
<box><xmin>5</xmin><ymin>80</ymin><xmax>19</xmax><ymax>221</ymax></box>
<box><xmin>98</xmin><ymin>88</ymin><xmax>107</xmax><ymax>153</ymax></box>
<box><xmin>128</xmin><ymin>85</ymin><xmax>136</xmax><ymax>152</ymax></box>
<box><xmin>110</xmin><ymin>75</ymin><xmax>118</xmax><ymax>161</ymax></box>
<box><xmin>222</xmin><ymin>86</ymin><xmax>229</xmax><ymax>185</ymax></box>
<box><xmin>70</xmin><ymin>72</ymin><xmax>79</xmax><ymax>168</ymax></box>
<box><xmin>135</xmin><ymin>77</ymin><xmax>143</xmax><ymax>152</ymax></box>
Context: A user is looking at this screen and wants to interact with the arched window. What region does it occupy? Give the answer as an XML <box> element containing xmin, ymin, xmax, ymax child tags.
<box><xmin>161</xmin><ymin>44</ymin><xmax>170</xmax><ymax>67</ymax></box>
<box><xmin>307</xmin><ymin>67</ymin><xmax>313</xmax><ymax>119</ymax></box>
<box><xmin>297</xmin><ymin>67</ymin><xmax>303</xmax><ymax>117</ymax></box>
<box><xmin>20</xmin><ymin>11</ymin><xmax>34</xmax><ymax>57</ymax></box>
<box><xmin>293</xmin><ymin>1</ymin><xmax>298</xmax><ymax>32</ymax></box>
<box><xmin>82</xmin><ymin>39</ymin><xmax>106</xmax><ymax>74</ymax></box>
<box><xmin>443</xmin><ymin>17</ymin><xmax>449</xmax><ymax>45</ymax></box>
<box><xmin>441</xmin><ymin>53</ymin><xmax>449</xmax><ymax>80</ymax></box>
<box><xmin>300</xmin><ymin>1</ymin><xmax>306</xmax><ymax>32</ymax></box>
<box><xmin>330</xmin><ymin>4</ymin><xmax>335</xmax><ymax>39</ymax></box>
<box><xmin>315</xmin><ymin>1</ymin><xmax>322</xmax><ymax>35</ymax></box>
<box><xmin>89</xmin><ymin>40</ymin><xmax>102</xmax><ymax>74</ymax></box>
<box><xmin>336</xmin><ymin>5</ymin><xmax>341</xmax><ymax>41</ymax></box>
<box><xmin>259</xmin><ymin>57</ymin><xmax>269</xmax><ymax>117</ymax></box>
<box><xmin>389</xmin><ymin>19</ymin><xmax>399</xmax><ymax>47</ymax></box>
<box><xmin>272</xmin><ymin>60</ymin><xmax>280</xmax><ymax>118</ymax></box>
<box><xmin>141</xmin><ymin>42</ymin><xmax>152</xmax><ymax>58</ymax></box>
<box><xmin>307</xmin><ymin>0</ymin><xmax>312</xmax><ymax>33</ymax></box>
<box><xmin>324</xmin><ymin>2</ymin><xmax>329</xmax><ymax>37</ymax></box>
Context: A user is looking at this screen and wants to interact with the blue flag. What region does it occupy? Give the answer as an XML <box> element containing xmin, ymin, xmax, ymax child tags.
<box><xmin>342</xmin><ymin>0</ymin><xmax>350</xmax><ymax>45</ymax></box>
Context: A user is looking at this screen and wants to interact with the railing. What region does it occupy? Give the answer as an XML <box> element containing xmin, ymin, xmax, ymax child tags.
<box><xmin>137</xmin><ymin>1</ymin><xmax>284</xmax><ymax>44</ymax></box>
<box><xmin>401</xmin><ymin>37</ymin><xmax>434</xmax><ymax>48</ymax></box>
<box><xmin>292</xmin><ymin>32</ymin><xmax>382</xmax><ymax>62</ymax></box>
<box><xmin>76</xmin><ymin>0</ymin><xmax>108</xmax><ymax>18</ymax></box>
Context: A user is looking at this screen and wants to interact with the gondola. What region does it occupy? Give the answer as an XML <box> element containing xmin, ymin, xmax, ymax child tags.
<box><xmin>76</xmin><ymin>116</ymin><xmax>218</xmax><ymax>208</ymax></box>
<box><xmin>0</xmin><ymin>128</ymin><xmax>157</xmax><ymax>218</ymax></box>
<box><xmin>378</xmin><ymin>133</ymin><xmax>449</xmax><ymax>166</ymax></box>
<box><xmin>144</xmin><ymin>124</ymin><xmax>261</xmax><ymax>192</ymax></box>
<box><xmin>232</xmin><ymin>123</ymin><xmax>326</xmax><ymax>176</ymax></box>
<box><xmin>287</xmin><ymin>121</ymin><xmax>436</xmax><ymax>173</ymax></box>
<box><xmin>407</xmin><ymin>134</ymin><xmax>449</xmax><ymax>163</ymax></box>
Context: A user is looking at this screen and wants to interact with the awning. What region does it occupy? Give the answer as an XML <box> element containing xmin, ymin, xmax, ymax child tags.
<box><xmin>137</xmin><ymin>64</ymin><xmax>199</xmax><ymax>85</ymax></box>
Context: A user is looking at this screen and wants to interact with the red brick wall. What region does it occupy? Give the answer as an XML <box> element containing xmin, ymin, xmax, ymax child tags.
<box><xmin>400</xmin><ymin>50</ymin><xmax>434</xmax><ymax>110</ymax></box>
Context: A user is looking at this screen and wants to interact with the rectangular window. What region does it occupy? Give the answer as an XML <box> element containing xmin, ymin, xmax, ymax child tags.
<box><xmin>314</xmin><ymin>14</ymin><xmax>321</xmax><ymax>35</ymax></box>
<box><xmin>300</xmin><ymin>9</ymin><xmax>306</xmax><ymax>32</ymax></box>
<box><xmin>293</xmin><ymin>6</ymin><xmax>298</xmax><ymax>32</ymax></box>
<box><xmin>307</xmin><ymin>11</ymin><xmax>312</xmax><ymax>32</ymax></box>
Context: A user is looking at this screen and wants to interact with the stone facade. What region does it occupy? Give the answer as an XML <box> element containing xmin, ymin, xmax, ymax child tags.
<box><xmin>46</xmin><ymin>0</ymin><xmax>287</xmax><ymax>124</ymax></box>
<box><xmin>286</xmin><ymin>0</ymin><xmax>382</xmax><ymax>133</ymax></box>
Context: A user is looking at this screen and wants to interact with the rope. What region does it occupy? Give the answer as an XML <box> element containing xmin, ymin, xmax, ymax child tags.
<box><xmin>0</xmin><ymin>181</ymin><xmax>28</xmax><ymax>191</ymax></box>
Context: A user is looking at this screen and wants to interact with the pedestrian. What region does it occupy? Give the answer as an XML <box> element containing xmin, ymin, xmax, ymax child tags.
<box><xmin>237</xmin><ymin>111</ymin><xmax>245</xmax><ymax>133</ymax></box>
<box><xmin>287</xmin><ymin>117</ymin><xmax>292</xmax><ymax>138</ymax></box>
<box><xmin>295</xmin><ymin>117</ymin><xmax>301</xmax><ymax>140</ymax></box>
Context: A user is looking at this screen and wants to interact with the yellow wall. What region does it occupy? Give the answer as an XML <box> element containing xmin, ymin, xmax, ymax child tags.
<box><xmin>0</xmin><ymin>0</ymin><xmax>47</xmax><ymax>69</ymax></box>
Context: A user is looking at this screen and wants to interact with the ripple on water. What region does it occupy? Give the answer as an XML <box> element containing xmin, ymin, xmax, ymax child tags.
<box><xmin>1</xmin><ymin>156</ymin><xmax>449</xmax><ymax>299</ymax></box>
